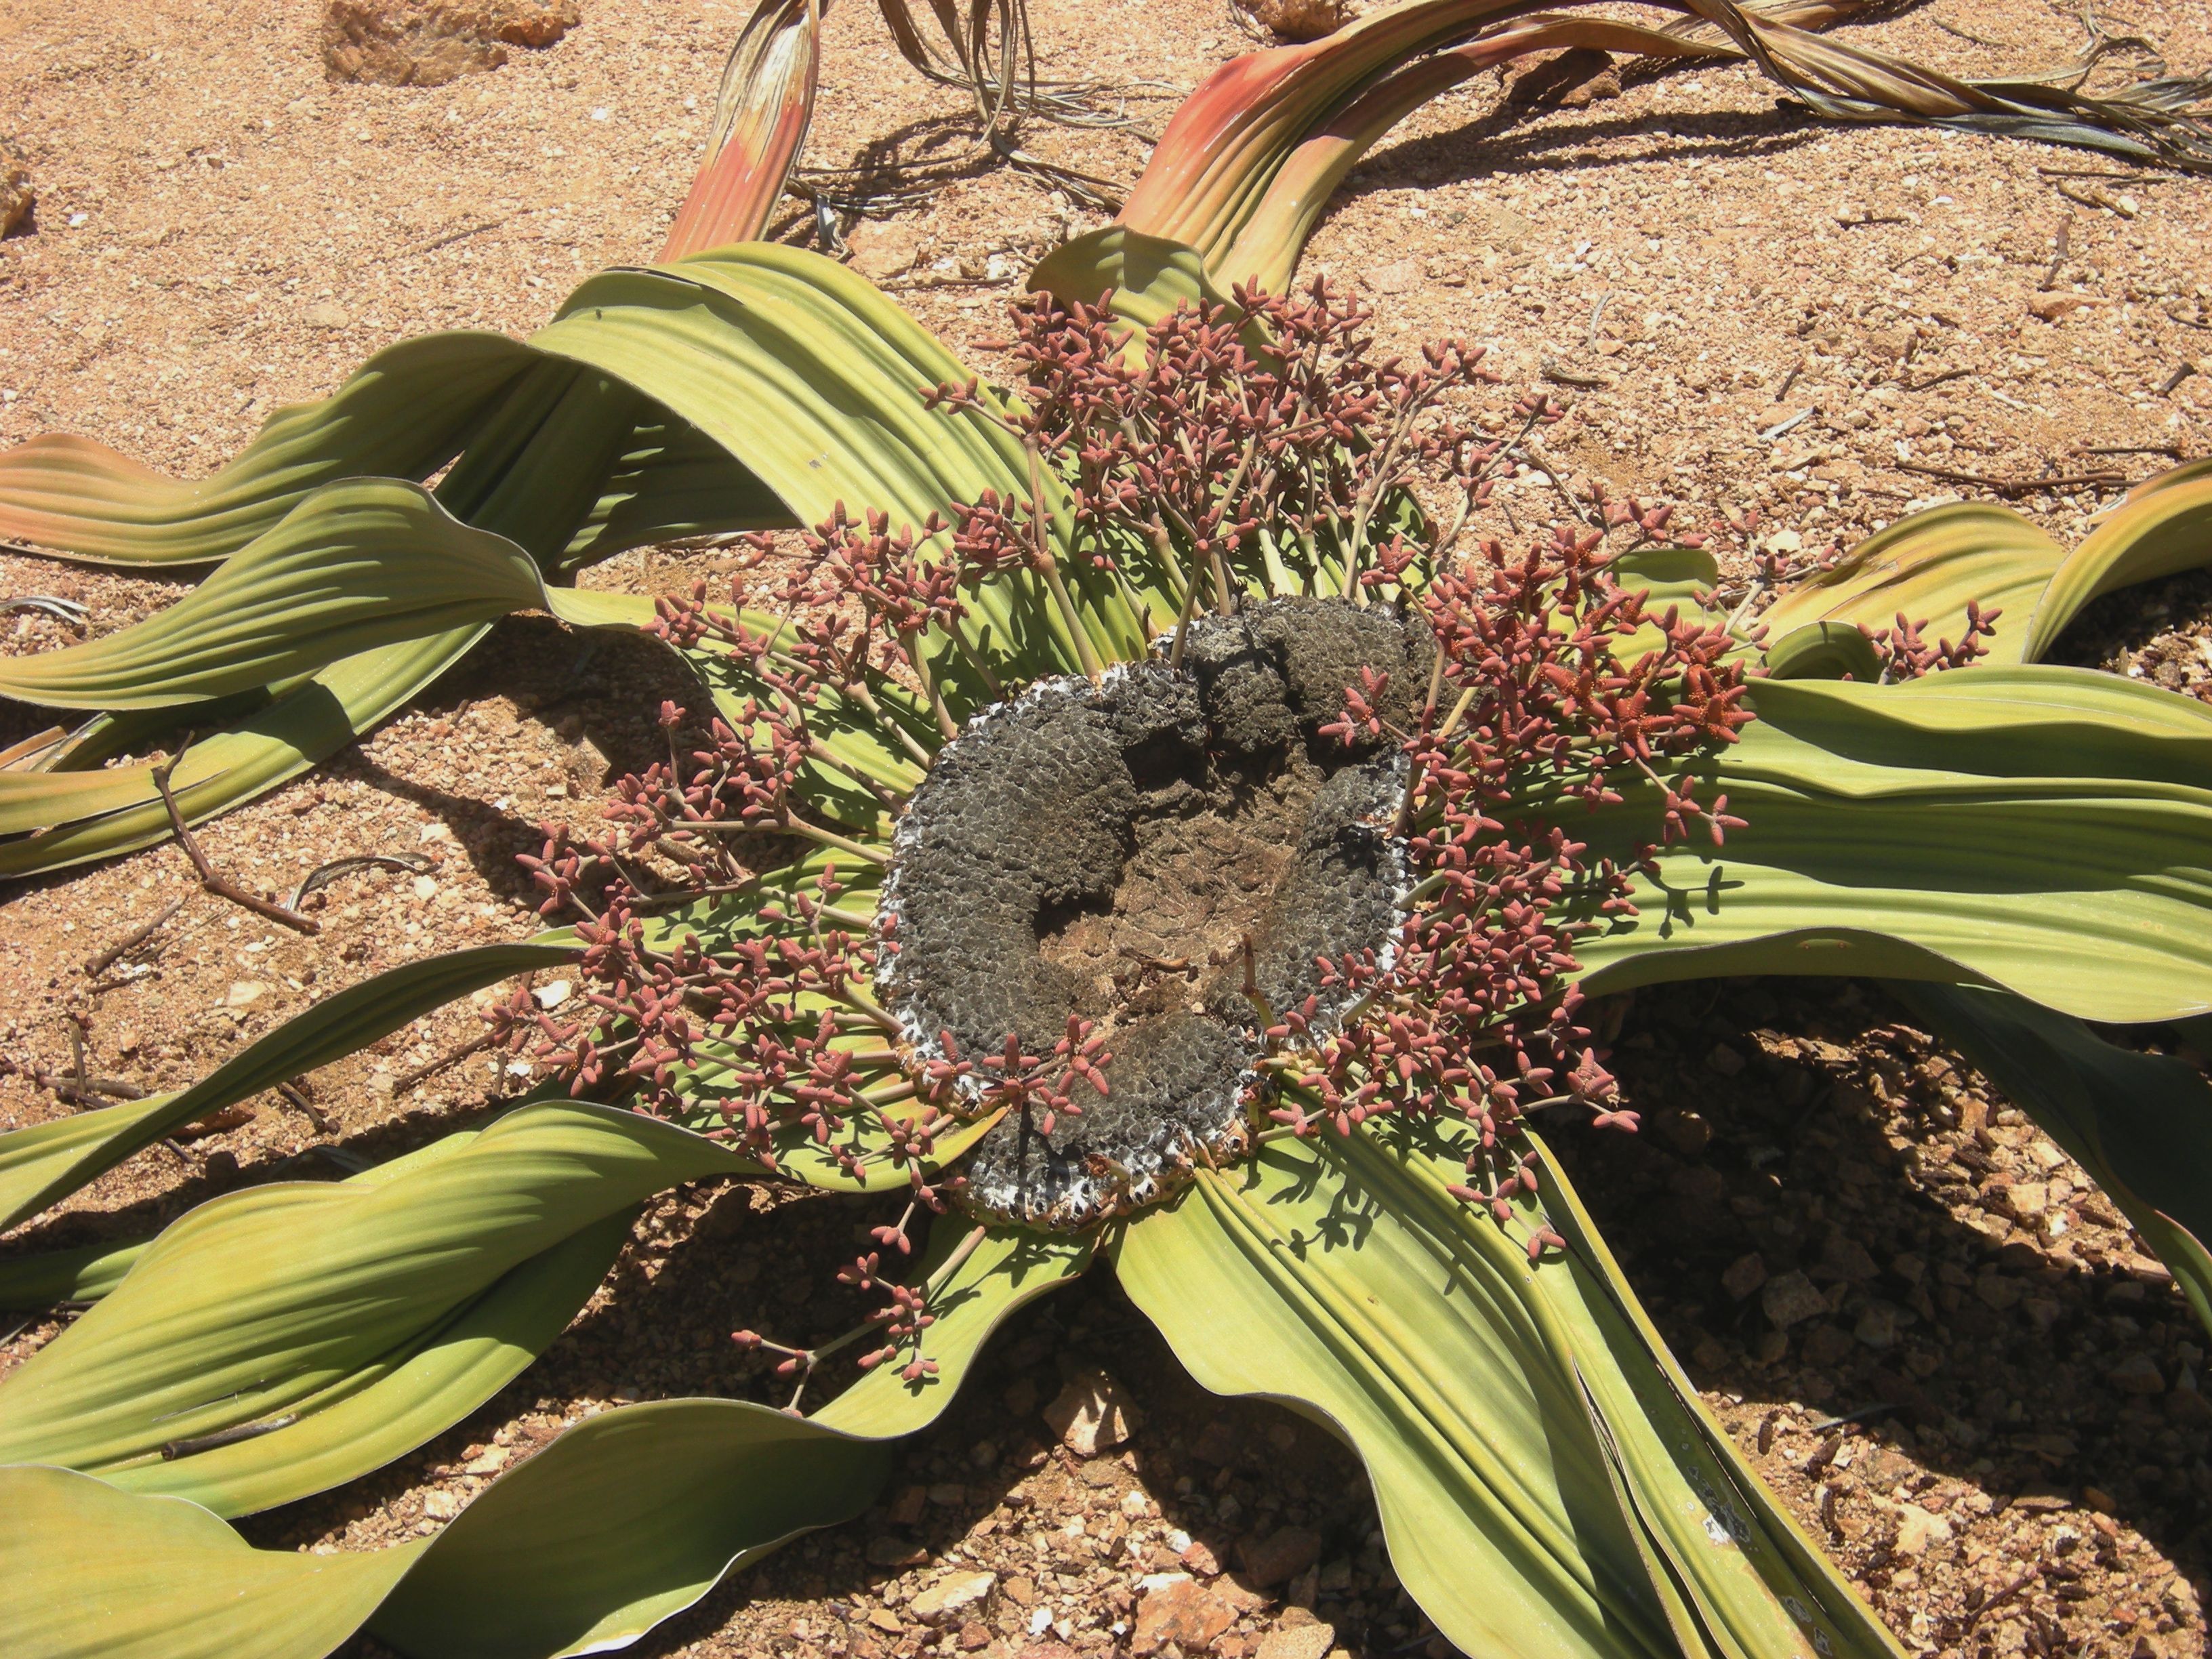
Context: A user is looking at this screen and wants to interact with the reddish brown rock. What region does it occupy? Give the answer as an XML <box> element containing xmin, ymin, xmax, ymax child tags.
<box><xmin>1133</xmin><ymin>1573</ymin><xmax>1236</xmax><ymax>1655</ymax></box>
<box><xmin>322</xmin><ymin>0</ymin><xmax>581</xmax><ymax>86</ymax></box>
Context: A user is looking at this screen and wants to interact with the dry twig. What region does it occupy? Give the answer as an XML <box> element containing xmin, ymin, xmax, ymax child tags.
<box><xmin>83</xmin><ymin>897</ymin><xmax>188</xmax><ymax>981</ymax></box>
<box><xmin>150</xmin><ymin>739</ymin><xmax>319</xmax><ymax>936</ymax></box>
<box><xmin>1896</xmin><ymin>460</ymin><xmax>2129</xmax><ymax>494</ymax></box>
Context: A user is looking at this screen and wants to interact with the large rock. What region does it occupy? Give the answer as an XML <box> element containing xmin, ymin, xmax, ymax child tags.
<box><xmin>0</xmin><ymin>139</ymin><xmax>30</xmax><ymax>238</ymax></box>
<box><xmin>323</xmin><ymin>0</ymin><xmax>581</xmax><ymax>86</ymax></box>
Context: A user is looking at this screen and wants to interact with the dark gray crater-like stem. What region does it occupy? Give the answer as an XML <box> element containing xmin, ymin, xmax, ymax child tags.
<box><xmin>878</xmin><ymin>596</ymin><xmax>1431</xmax><ymax>1225</ymax></box>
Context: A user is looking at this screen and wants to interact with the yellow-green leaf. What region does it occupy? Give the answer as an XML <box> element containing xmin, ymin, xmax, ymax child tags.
<box><xmin>0</xmin><ymin>481</ymin><xmax>552</xmax><ymax>710</ymax></box>
<box><xmin>0</xmin><ymin>1465</ymin><xmax>422</xmax><ymax>1659</ymax></box>
<box><xmin>1114</xmin><ymin>1120</ymin><xmax>1899</xmax><ymax>1659</ymax></box>
<box><xmin>1572</xmin><ymin>669</ymin><xmax>2212</xmax><ymax>1024</ymax></box>
<box><xmin>0</xmin><ymin>940</ymin><xmax>578</xmax><ymax>1230</ymax></box>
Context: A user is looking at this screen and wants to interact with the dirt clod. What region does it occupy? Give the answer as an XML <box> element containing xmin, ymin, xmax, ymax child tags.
<box><xmin>0</xmin><ymin>138</ymin><xmax>29</xmax><ymax>238</ymax></box>
<box><xmin>321</xmin><ymin>0</ymin><xmax>581</xmax><ymax>85</ymax></box>
<box><xmin>1232</xmin><ymin>0</ymin><xmax>1349</xmax><ymax>41</ymax></box>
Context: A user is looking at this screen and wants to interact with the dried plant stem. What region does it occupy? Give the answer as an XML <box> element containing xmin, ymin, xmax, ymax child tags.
<box><xmin>1896</xmin><ymin>460</ymin><xmax>2129</xmax><ymax>495</ymax></box>
<box><xmin>150</xmin><ymin>741</ymin><xmax>319</xmax><ymax>936</ymax></box>
<box><xmin>83</xmin><ymin>896</ymin><xmax>188</xmax><ymax>980</ymax></box>
<box><xmin>395</xmin><ymin>1031</ymin><xmax>497</xmax><ymax>1094</ymax></box>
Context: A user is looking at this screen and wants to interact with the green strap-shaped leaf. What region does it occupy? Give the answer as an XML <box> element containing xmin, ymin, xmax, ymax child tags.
<box><xmin>1757</xmin><ymin>460</ymin><xmax>2212</xmax><ymax>674</ymax></box>
<box><xmin>814</xmin><ymin>1221</ymin><xmax>1094</xmax><ymax>1437</ymax></box>
<box><xmin>0</xmin><ymin>626</ymin><xmax>487</xmax><ymax>876</ymax></box>
<box><xmin>0</xmin><ymin>1231</ymin><xmax>143</xmax><ymax>1307</ymax></box>
<box><xmin>1529</xmin><ymin>1132</ymin><xmax>1904</xmax><ymax>1659</ymax></box>
<box><xmin>1570</xmin><ymin>668</ymin><xmax>2212</xmax><ymax>1024</ymax></box>
<box><xmin>535</xmin><ymin>245</ymin><xmax>1141</xmax><ymax>676</ymax></box>
<box><xmin>0</xmin><ymin>333</ymin><xmax>534</xmax><ymax>567</ymax></box>
<box><xmin>0</xmin><ymin>1128</ymin><xmax>491</xmax><ymax>1311</ymax></box>
<box><xmin>0</xmin><ymin>940</ymin><xmax>578</xmax><ymax>1231</ymax></box>
<box><xmin>0</xmin><ymin>337</ymin><xmax>781</xmax><ymax>577</ymax></box>
<box><xmin>0</xmin><ymin>1103</ymin><xmax>1076</xmax><ymax>1520</ymax></box>
<box><xmin>1896</xmin><ymin>983</ymin><xmax>2212</xmax><ymax>1338</ymax></box>
<box><xmin>367</xmin><ymin>1399</ymin><xmax>893</xmax><ymax>1659</ymax></box>
<box><xmin>0</xmin><ymin>243</ymin><xmax>1098</xmax><ymax>878</ymax></box>
<box><xmin>0</xmin><ymin>482</ymin><xmax>557</xmax><ymax>710</ymax></box>
<box><xmin>0</xmin><ymin>1099</ymin><xmax>740</xmax><ymax>1513</ymax></box>
<box><xmin>2022</xmin><ymin>463</ymin><xmax>2212</xmax><ymax>661</ymax></box>
<box><xmin>1608</xmin><ymin>546</ymin><xmax>1722</xmax><ymax>612</ymax></box>
<box><xmin>371</xmin><ymin>1215</ymin><xmax>1086</xmax><ymax>1658</ymax></box>
<box><xmin>1027</xmin><ymin>226</ymin><xmax>1230</xmax><ymax>330</ymax></box>
<box><xmin>1114</xmin><ymin>1122</ymin><xmax>1899</xmax><ymax>1659</ymax></box>
<box><xmin>1757</xmin><ymin>501</ymin><xmax>2068</xmax><ymax>666</ymax></box>
<box><xmin>1602</xmin><ymin>546</ymin><xmax>1732</xmax><ymax>668</ymax></box>
<box><xmin>0</xmin><ymin>1216</ymin><xmax>1086</xmax><ymax>1659</ymax></box>
<box><xmin>0</xmin><ymin>1466</ymin><xmax>425</xmax><ymax>1659</ymax></box>
<box><xmin>556</xmin><ymin>411</ymin><xmax>791</xmax><ymax>574</ymax></box>
<box><xmin>1759</xmin><ymin>620</ymin><xmax>1883</xmax><ymax>682</ymax></box>
<box><xmin>541</xmin><ymin>246</ymin><xmax>1028</xmax><ymax>547</ymax></box>
<box><xmin>111</xmin><ymin>1210</ymin><xmax>632</xmax><ymax>1515</ymax></box>
<box><xmin>562</xmin><ymin>590</ymin><xmax>938</xmax><ymax>819</ymax></box>
<box><xmin>682</xmin><ymin>634</ymin><xmax>935</xmax><ymax>826</ymax></box>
